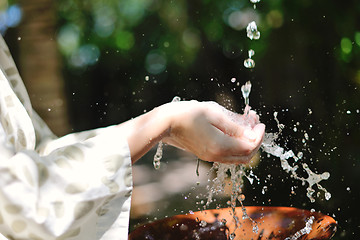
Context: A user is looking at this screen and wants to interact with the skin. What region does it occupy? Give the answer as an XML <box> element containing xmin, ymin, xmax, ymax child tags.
<box><xmin>116</xmin><ymin>100</ymin><xmax>265</xmax><ymax>164</ymax></box>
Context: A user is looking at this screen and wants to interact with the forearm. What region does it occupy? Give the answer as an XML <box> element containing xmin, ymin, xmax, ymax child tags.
<box><xmin>115</xmin><ymin>100</ymin><xmax>265</xmax><ymax>165</ymax></box>
<box><xmin>116</xmin><ymin>104</ymin><xmax>172</xmax><ymax>163</ymax></box>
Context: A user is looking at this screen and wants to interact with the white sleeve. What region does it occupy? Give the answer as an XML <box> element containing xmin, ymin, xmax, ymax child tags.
<box><xmin>0</xmin><ymin>126</ymin><xmax>132</xmax><ymax>240</ymax></box>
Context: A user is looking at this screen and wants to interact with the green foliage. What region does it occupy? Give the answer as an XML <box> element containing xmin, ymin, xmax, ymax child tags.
<box><xmin>56</xmin><ymin>0</ymin><xmax>274</xmax><ymax>70</ymax></box>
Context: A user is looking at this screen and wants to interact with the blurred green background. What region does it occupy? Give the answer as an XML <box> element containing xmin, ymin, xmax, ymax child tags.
<box><xmin>2</xmin><ymin>0</ymin><xmax>360</xmax><ymax>239</ymax></box>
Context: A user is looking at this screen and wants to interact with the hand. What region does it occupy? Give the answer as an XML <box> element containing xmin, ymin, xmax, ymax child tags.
<box><xmin>162</xmin><ymin>101</ymin><xmax>265</xmax><ymax>164</ymax></box>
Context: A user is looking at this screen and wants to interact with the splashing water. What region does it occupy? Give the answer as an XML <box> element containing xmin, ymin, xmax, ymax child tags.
<box><xmin>261</xmin><ymin>112</ymin><xmax>331</xmax><ymax>203</ymax></box>
<box><xmin>236</xmin><ymin>79</ymin><xmax>330</xmax><ymax>202</ymax></box>
<box><xmin>152</xmin><ymin>83</ymin><xmax>330</xmax><ymax>239</ymax></box>
<box><xmin>153</xmin><ymin>96</ymin><xmax>181</xmax><ymax>169</ymax></box>
<box><xmin>204</xmin><ymin>81</ymin><xmax>330</xmax><ymax>238</ymax></box>
<box><xmin>205</xmin><ymin>163</ymin><xmax>258</xmax><ymax>235</ymax></box>
<box><xmin>284</xmin><ymin>216</ymin><xmax>315</xmax><ymax>240</ymax></box>
<box><xmin>153</xmin><ymin>141</ymin><xmax>163</xmax><ymax>170</ymax></box>
<box><xmin>241</xmin><ymin>79</ymin><xmax>330</xmax><ymax>203</ymax></box>
<box><xmin>205</xmin><ymin>81</ymin><xmax>259</xmax><ymax>234</ymax></box>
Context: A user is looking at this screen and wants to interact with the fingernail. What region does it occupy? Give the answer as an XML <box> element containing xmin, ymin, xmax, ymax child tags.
<box><xmin>243</xmin><ymin>128</ymin><xmax>256</xmax><ymax>141</ymax></box>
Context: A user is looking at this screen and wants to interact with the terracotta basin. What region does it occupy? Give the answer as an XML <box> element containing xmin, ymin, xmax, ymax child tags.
<box><xmin>129</xmin><ymin>206</ymin><xmax>337</xmax><ymax>240</ymax></box>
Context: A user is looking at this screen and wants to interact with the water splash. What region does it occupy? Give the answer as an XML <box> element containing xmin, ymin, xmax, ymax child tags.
<box><xmin>153</xmin><ymin>96</ymin><xmax>181</xmax><ymax>169</ymax></box>
<box><xmin>206</xmin><ymin>162</ymin><xmax>258</xmax><ymax>235</ymax></box>
<box><xmin>261</xmin><ymin>112</ymin><xmax>331</xmax><ymax>203</ymax></box>
<box><xmin>205</xmin><ymin>81</ymin><xmax>330</xmax><ymax>237</ymax></box>
<box><xmin>284</xmin><ymin>216</ymin><xmax>315</xmax><ymax>240</ymax></box>
<box><xmin>153</xmin><ymin>141</ymin><xmax>163</xmax><ymax>170</ymax></box>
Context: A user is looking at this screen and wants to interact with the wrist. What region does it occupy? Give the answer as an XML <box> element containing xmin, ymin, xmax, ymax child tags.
<box><xmin>154</xmin><ymin>102</ymin><xmax>176</xmax><ymax>139</ymax></box>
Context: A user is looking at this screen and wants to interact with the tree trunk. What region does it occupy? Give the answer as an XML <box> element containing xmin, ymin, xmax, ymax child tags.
<box><xmin>17</xmin><ymin>0</ymin><xmax>70</xmax><ymax>136</ymax></box>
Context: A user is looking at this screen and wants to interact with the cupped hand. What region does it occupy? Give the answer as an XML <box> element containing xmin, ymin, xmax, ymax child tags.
<box><xmin>162</xmin><ymin>101</ymin><xmax>265</xmax><ymax>164</ymax></box>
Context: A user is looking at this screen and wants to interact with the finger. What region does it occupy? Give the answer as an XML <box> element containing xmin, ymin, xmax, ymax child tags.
<box><xmin>206</xmin><ymin>123</ymin><xmax>265</xmax><ymax>163</ymax></box>
<box><xmin>243</xmin><ymin>123</ymin><xmax>265</xmax><ymax>142</ymax></box>
<box><xmin>253</xmin><ymin>123</ymin><xmax>265</xmax><ymax>143</ymax></box>
<box><xmin>240</xmin><ymin>110</ymin><xmax>260</xmax><ymax>127</ymax></box>
<box><xmin>200</xmin><ymin>126</ymin><xmax>255</xmax><ymax>160</ymax></box>
<box><xmin>206</xmin><ymin>109</ymin><xmax>245</xmax><ymax>137</ymax></box>
<box><xmin>210</xmin><ymin>154</ymin><xmax>253</xmax><ymax>164</ymax></box>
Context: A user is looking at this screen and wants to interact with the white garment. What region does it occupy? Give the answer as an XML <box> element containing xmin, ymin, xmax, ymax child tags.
<box><xmin>0</xmin><ymin>34</ymin><xmax>133</xmax><ymax>240</ymax></box>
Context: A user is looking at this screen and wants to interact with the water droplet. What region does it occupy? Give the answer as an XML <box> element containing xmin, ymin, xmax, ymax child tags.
<box><xmin>180</xmin><ymin>224</ymin><xmax>188</xmax><ymax>231</ymax></box>
<box><xmin>199</xmin><ymin>220</ymin><xmax>207</xmax><ymax>227</ymax></box>
<box><xmin>172</xmin><ymin>96</ymin><xmax>181</xmax><ymax>102</ymax></box>
<box><xmin>252</xmin><ymin>224</ymin><xmax>259</xmax><ymax>234</ymax></box>
<box><xmin>230</xmin><ymin>77</ymin><xmax>236</xmax><ymax>83</ymax></box>
<box><xmin>248</xmin><ymin>49</ymin><xmax>255</xmax><ymax>58</ymax></box>
<box><xmin>17</xmin><ymin>37</ymin><xmax>21</xmax><ymax>41</ymax></box>
<box><xmin>297</xmin><ymin>152</ymin><xmax>303</xmax><ymax>159</ymax></box>
<box><xmin>244</xmin><ymin>58</ymin><xmax>255</xmax><ymax>68</ymax></box>
<box><xmin>304</xmin><ymin>133</ymin><xmax>309</xmax><ymax>140</ymax></box>
<box><xmin>346</xmin><ymin>110</ymin><xmax>351</xmax><ymax>114</ymax></box>
<box><xmin>261</xmin><ymin>186</ymin><xmax>267</xmax><ymax>194</ymax></box>
<box><xmin>220</xmin><ymin>218</ymin><xmax>227</xmax><ymax>225</ymax></box>
<box><xmin>321</xmin><ymin>172</ymin><xmax>330</xmax><ymax>180</ymax></box>
<box><xmin>237</xmin><ymin>194</ymin><xmax>245</xmax><ymax>201</ymax></box>
<box><xmin>145</xmin><ymin>75</ymin><xmax>149</xmax><ymax>81</ymax></box>
<box><xmin>250</xmin><ymin>0</ymin><xmax>260</xmax><ymax>3</ymax></box>
<box><xmin>246</xmin><ymin>21</ymin><xmax>260</xmax><ymax>40</ymax></box>
<box><xmin>325</xmin><ymin>192</ymin><xmax>331</xmax><ymax>200</ymax></box>
<box><xmin>153</xmin><ymin>160</ymin><xmax>161</xmax><ymax>169</ymax></box>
